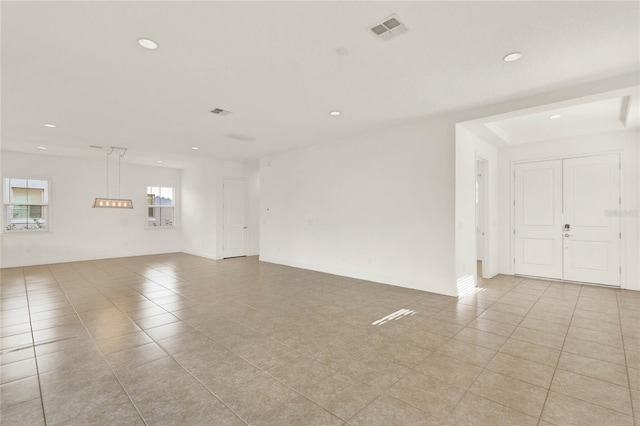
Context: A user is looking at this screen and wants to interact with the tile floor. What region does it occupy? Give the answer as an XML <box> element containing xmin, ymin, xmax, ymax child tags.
<box><xmin>1</xmin><ymin>254</ymin><xmax>639</xmax><ymax>425</ymax></box>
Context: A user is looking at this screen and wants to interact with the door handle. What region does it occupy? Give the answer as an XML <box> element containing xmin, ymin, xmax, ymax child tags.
<box><xmin>564</xmin><ymin>233</ymin><xmax>571</xmax><ymax>237</ymax></box>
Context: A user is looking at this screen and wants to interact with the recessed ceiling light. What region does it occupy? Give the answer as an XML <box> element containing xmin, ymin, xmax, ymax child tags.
<box><xmin>502</xmin><ymin>52</ymin><xmax>522</xmax><ymax>62</ymax></box>
<box><xmin>138</xmin><ymin>38</ymin><xmax>158</xmax><ymax>50</ymax></box>
<box><xmin>43</xmin><ymin>123</ymin><xmax>56</xmax><ymax>128</ymax></box>
<box><xmin>191</xmin><ymin>146</ymin><xmax>199</xmax><ymax>150</ymax></box>
<box><xmin>156</xmin><ymin>160</ymin><xmax>163</xmax><ymax>163</ymax></box>
<box><xmin>37</xmin><ymin>146</ymin><xmax>47</xmax><ymax>150</ymax></box>
<box><xmin>549</xmin><ymin>114</ymin><xmax>562</xmax><ymax>119</ymax></box>
<box><xmin>330</xmin><ymin>111</ymin><xmax>341</xmax><ymax>116</ymax></box>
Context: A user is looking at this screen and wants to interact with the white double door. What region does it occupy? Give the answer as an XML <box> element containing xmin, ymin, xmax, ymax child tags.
<box><xmin>514</xmin><ymin>154</ymin><xmax>621</xmax><ymax>286</ymax></box>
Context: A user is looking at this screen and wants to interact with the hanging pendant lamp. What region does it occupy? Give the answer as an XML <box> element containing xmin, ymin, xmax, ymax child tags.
<box><xmin>93</xmin><ymin>146</ymin><xmax>134</xmax><ymax>209</ymax></box>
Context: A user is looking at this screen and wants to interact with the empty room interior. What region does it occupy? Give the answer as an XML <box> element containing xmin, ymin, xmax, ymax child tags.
<box><xmin>1</xmin><ymin>1</ymin><xmax>640</xmax><ymax>425</ymax></box>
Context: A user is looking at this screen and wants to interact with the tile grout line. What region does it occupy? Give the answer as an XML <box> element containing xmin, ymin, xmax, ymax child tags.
<box><xmin>132</xmin><ymin>326</ymin><xmax>251</xmax><ymax>425</ymax></box>
<box><xmin>263</xmin><ymin>367</ymin><xmax>381</xmax><ymax>425</ymax></box>
<box><xmin>543</xmin><ymin>288</ymin><xmax>637</xmax><ymax>420</ymax></box>
<box><xmin>21</xmin><ymin>270</ymin><xmax>49</xmax><ymax>426</ymax></box>
<box><xmin>8</xmin><ymin>257</ymin><xmax>636</xmax><ymax>425</ymax></box>
<box><xmin>133</xmin><ymin>275</ymin><xmax>417</xmax><ymax>424</ymax></box>
<box><xmin>75</xmin><ymin>259</ymin><xmax>226</xmax><ymax>423</ymax></box>
<box><xmin>342</xmin><ymin>393</ymin><xmax>389</xmax><ymax>425</ymax></box>
<box><xmin>432</xmin><ymin>276</ymin><xmax>524</xmax><ymax>422</ymax></box>
<box><xmin>353</xmin><ymin>333</ymin><xmax>439</xmax><ymax>420</ymax></box>
<box><xmin>48</xmin><ymin>263</ymin><xmax>149</xmax><ymax>426</ymax></box>
<box><xmin>485</xmin><ymin>283</ymin><xmax>636</xmax><ymax>421</ymax></box>
<box><xmin>367</xmin><ymin>292</ymin><xmax>470</xmax><ymax>422</ymax></box>
<box><xmin>175</xmin><ymin>311</ymin><xmax>365</xmax><ymax>424</ymax></box>
<box><xmin>535</xmin><ymin>281</ymin><xmax>583</xmax><ymax>426</ymax></box>
<box><xmin>169</xmin><ymin>307</ymin><xmax>364</xmax><ymax>424</ymax></box>
<box><xmin>102</xmin><ymin>263</ymin><xmax>268</xmax><ymax>425</ymax></box>
<box><xmin>151</xmin><ymin>282</ymin><xmax>417</xmax><ymax>424</ymax></box>
<box><xmin>615</xmin><ymin>290</ymin><xmax>637</xmax><ymax>424</ymax></box>
<box><xmin>492</xmin><ymin>280</ymin><xmax>555</xmax><ymax>417</ymax></box>
<box><xmin>441</xmin><ymin>277</ymin><xmax>558</xmax><ymax>423</ymax></box>
<box><xmin>359</xmin><ymin>280</ymin><xmax>516</xmax><ymax>423</ymax></box>
<box><xmin>351</xmin><ymin>276</ymin><xmax>532</xmax><ymax>423</ymax></box>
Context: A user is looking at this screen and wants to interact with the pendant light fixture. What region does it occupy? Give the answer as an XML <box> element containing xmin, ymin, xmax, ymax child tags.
<box><xmin>93</xmin><ymin>146</ymin><xmax>134</xmax><ymax>209</ymax></box>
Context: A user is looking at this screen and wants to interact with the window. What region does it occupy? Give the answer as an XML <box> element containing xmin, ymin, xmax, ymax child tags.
<box><xmin>147</xmin><ymin>186</ymin><xmax>174</xmax><ymax>227</ymax></box>
<box><xmin>3</xmin><ymin>178</ymin><xmax>49</xmax><ymax>232</ymax></box>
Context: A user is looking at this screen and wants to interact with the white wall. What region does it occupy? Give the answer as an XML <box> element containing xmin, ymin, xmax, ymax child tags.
<box><xmin>181</xmin><ymin>158</ymin><xmax>259</xmax><ymax>259</ymax></box>
<box><xmin>455</xmin><ymin>125</ymin><xmax>499</xmax><ymax>294</ymax></box>
<box><xmin>259</xmin><ymin>75</ymin><xmax>637</xmax><ymax>297</ymax></box>
<box><xmin>260</xmin><ymin>118</ymin><xmax>458</xmax><ymax>296</ymax></box>
<box><xmin>0</xmin><ymin>151</ymin><xmax>182</xmax><ymax>268</ymax></box>
<box><xmin>244</xmin><ymin>160</ymin><xmax>260</xmax><ymax>256</ymax></box>
<box><xmin>181</xmin><ymin>159</ymin><xmax>217</xmax><ymax>259</ymax></box>
<box><xmin>0</xmin><ymin>152</ymin><xmax>259</xmax><ymax>267</ymax></box>
<box><xmin>497</xmin><ymin>130</ymin><xmax>640</xmax><ymax>290</ymax></box>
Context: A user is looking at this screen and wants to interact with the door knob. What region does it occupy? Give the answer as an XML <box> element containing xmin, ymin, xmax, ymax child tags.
<box><xmin>564</xmin><ymin>233</ymin><xmax>571</xmax><ymax>237</ymax></box>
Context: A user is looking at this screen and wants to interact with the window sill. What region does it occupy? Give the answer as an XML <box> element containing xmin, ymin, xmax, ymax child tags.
<box><xmin>2</xmin><ymin>229</ymin><xmax>51</xmax><ymax>235</ymax></box>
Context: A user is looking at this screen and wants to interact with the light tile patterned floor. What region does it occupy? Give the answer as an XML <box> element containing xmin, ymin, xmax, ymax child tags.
<box><xmin>1</xmin><ymin>254</ymin><xmax>639</xmax><ymax>425</ymax></box>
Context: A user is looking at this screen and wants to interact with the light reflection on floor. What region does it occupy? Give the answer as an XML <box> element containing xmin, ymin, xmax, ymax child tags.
<box><xmin>456</xmin><ymin>274</ymin><xmax>486</xmax><ymax>297</ymax></box>
<box><xmin>2</xmin><ymin>254</ymin><xmax>638</xmax><ymax>425</ymax></box>
<box><xmin>371</xmin><ymin>308</ymin><xmax>416</xmax><ymax>326</ymax></box>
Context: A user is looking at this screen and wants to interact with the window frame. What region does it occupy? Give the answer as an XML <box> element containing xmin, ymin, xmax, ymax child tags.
<box><xmin>2</xmin><ymin>176</ymin><xmax>52</xmax><ymax>234</ymax></box>
<box><xmin>145</xmin><ymin>185</ymin><xmax>177</xmax><ymax>229</ymax></box>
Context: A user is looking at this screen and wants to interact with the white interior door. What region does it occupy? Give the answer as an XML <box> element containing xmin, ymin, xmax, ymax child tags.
<box><xmin>514</xmin><ymin>160</ymin><xmax>563</xmax><ymax>279</ymax></box>
<box><xmin>563</xmin><ymin>155</ymin><xmax>620</xmax><ymax>286</ymax></box>
<box><xmin>223</xmin><ymin>179</ymin><xmax>247</xmax><ymax>258</ymax></box>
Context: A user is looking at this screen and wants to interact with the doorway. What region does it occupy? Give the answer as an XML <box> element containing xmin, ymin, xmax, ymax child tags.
<box><xmin>223</xmin><ymin>178</ymin><xmax>247</xmax><ymax>259</ymax></box>
<box><xmin>513</xmin><ymin>154</ymin><xmax>621</xmax><ymax>286</ymax></box>
<box><xmin>476</xmin><ymin>157</ymin><xmax>488</xmax><ymax>278</ymax></box>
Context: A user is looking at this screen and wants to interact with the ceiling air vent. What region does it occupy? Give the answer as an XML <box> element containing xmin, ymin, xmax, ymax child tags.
<box><xmin>228</xmin><ymin>133</ymin><xmax>255</xmax><ymax>142</ymax></box>
<box><xmin>369</xmin><ymin>14</ymin><xmax>408</xmax><ymax>41</ymax></box>
<box><xmin>210</xmin><ymin>108</ymin><xmax>231</xmax><ymax>116</ymax></box>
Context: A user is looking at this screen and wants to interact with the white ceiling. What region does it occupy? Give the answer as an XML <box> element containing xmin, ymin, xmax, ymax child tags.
<box><xmin>2</xmin><ymin>1</ymin><xmax>639</xmax><ymax>166</ymax></box>
<box><xmin>483</xmin><ymin>95</ymin><xmax>639</xmax><ymax>146</ymax></box>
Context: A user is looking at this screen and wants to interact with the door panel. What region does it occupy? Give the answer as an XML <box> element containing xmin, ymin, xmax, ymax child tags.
<box><xmin>223</xmin><ymin>179</ymin><xmax>246</xmax><ymax>258</ymax></box>
<box><xmin>570</xmin><ymin>241</ymin><xmax>609</xmax><ymax>271</ymax></box>
<box><xmin>514</xmin><ymin>160</ymin><xmax>563</xmax><ymax>279</ymax></box>
<box><xmin>563</xmin><ymin>155</ymin><xmax>620</xmax><ymax>286</ymax></box>
<box><xmin>523</xmin><ymin>168</ymin><xmax>556</xmax><ymax>226</ymax></box>
<box><xmin>522</xmin><ymin>238</ymin><xmax>557</xmax><ymax>266</ymax></box>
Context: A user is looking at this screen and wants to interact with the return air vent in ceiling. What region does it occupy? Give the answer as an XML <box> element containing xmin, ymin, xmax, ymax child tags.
<box><xmin>369</xmin><ymin>14</ymin><xmax>408</xmax><ymax>41</ymax></box>
<box><xmin>228</xmin><ymin>133</ymin><xmax>255</xmax><ymax>142</ymax></box>
<box><xmin>210</xmin><ymin>108</ymin><xmax>231</xmax><ymax>116</ymax></box>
